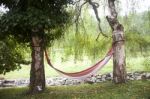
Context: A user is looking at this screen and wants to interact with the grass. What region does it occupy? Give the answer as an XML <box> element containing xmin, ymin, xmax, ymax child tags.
<box><xmin>0</xmin><ymin>80</ymin><xmax>150</xmax><ymax>99</ymax></box>
<box><xmin>0</xmin><ymin>56</ymin><xmax>149</xmax><ymax>79</ymax></box>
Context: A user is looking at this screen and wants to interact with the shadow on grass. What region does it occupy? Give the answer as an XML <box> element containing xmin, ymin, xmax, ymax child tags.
<box><xmin>0</xmin><ymin>80</ymin><xmax>150</xmax><ymax>99</ymax></box>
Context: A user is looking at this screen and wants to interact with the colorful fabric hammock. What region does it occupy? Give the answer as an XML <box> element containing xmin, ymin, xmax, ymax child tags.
<box><xmin>45</xmin><ymin>48</ymin><xmax>113</xmax><ymax>80</ymax></box>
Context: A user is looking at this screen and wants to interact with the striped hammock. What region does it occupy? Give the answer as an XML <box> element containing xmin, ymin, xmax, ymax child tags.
<box><xmin>45</xmin><ymin>48</ymin><xmax>113</xmax><ymax>80</ymax></box>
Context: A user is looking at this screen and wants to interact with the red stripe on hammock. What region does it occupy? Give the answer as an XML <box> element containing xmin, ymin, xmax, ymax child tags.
<box><xmin>45</xmin><ymin>48</ymin><xmax>113</xmax><ymax>77</ymax></box>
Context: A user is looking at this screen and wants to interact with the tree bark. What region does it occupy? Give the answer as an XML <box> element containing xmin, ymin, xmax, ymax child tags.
<box><xmin>106</xmin><ymin>0</ymin><xmax>127</xmax><ymax>83</ymax></box>
<box><xmin>29</xmin><ymin>29</ymin><xmax>45</xmax><ymax>94</ymax></box>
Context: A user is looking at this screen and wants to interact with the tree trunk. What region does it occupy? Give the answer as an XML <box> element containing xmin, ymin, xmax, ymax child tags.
<box><xmin>106</xmin><ymin>0</ymin><xmax>127</xmax><ymax>83</ymax></box>
<box><xmin>29</xmin><ymin>30</ymin><xmax>45</xmax><ymax>94</ymax></box>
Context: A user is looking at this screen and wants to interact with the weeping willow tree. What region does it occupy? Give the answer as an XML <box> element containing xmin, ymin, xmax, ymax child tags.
<box><xmin>74</xmin><ymin>0</ymin><xmax>127</xmax><ymax>83</ymax></box>
<box><xmin>52</xmin><ymin>0</ymin><xmax>112</xmax><ymax>62</ymax></box>
<box><xmin>53</xmin><ymin>0</ymin><xmax>150</xmax><ymax>83</ymax></box>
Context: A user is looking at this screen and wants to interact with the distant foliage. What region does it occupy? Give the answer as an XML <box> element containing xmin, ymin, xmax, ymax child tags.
<box><xmin>122</xmin><ymin>11</ymin><xmax>150</xmax><ymax>56</ymax></box>
<box><xmin>143</xmin><ymin>57</ymin><xmax>150</xmax><ymax>71</ymax></box>
<box><xmin>52</xmin><ymin>10</ymin><xmax>150</xmax><ymax>61</ymax></box>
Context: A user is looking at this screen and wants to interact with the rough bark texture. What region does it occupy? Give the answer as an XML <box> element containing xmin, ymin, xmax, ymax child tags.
<box><xmin>106</xmin><ymin>0</ymin><xmax>127</xmax><ymax>83</ymax></box>
<box><xmin>29</xmin><ymin>29</ymin><xmax>45</xmax><ymax>94</ymax></box>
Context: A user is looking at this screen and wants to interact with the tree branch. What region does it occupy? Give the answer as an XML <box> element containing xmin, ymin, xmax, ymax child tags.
<box><xmin>75</xmin><ymin>1</ymin><xmax>88</xmax><ymax>23</ymax></box>
<box><xmin>75</xmin><ymin>1</ymin><xmax>88</xmax><ymax>33</ymax></box>
<box><xmin>88</xmin><ymin>0</ymin><xmax>108</xmax><ymax>39</ymax></box>
<box><xmin>106</xmin><ymin>0</ymin><xmax>119</xmax><ymax>31</ymax></box>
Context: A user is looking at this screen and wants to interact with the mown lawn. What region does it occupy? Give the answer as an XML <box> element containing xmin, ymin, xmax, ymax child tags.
<box><xmin>1</xmin><ymin>56</ymin><xmax>149</xmax><ymax>79</ymax></box>
<box><xmin>0</xmin><ymin>80</ymin><xmax>150</xmax><ymax>99</ymax></box>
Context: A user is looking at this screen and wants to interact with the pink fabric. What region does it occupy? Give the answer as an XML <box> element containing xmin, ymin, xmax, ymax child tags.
<box><xmin>45</xmin><ymin>48</ymin><xmax>113</xmax><ymax>80</ymax></box>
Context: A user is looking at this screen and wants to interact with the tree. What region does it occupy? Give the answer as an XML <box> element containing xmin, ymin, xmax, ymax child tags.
<box><xmin>0</xmin><ymin>0</ymin><xmax>72</xmax><ymax>94</ymax></box>
<box><xmin>106</xmin><ymin>0</ymin><xmax>126</xmax><ymax>83</ymax></box>
<box><xmin>70</xmin><ymin>0</ymin><xmax>127</xmax><ymax>83</ymax></box>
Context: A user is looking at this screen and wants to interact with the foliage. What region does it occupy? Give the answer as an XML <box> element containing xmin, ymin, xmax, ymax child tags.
<box><xmin>0</xmin><ymin>0</ymin><xmax>73</xmax><ymax>74</ymax></box>
<box><xmin>143</xmin><ymin>57</ymin><xmax>150</xmax><ymax>71</ymax></box>
<box><xmin>51</xmin><ymin>10</ymin><xmax>150</xmax><ymax>61</ymax></box>
<box><xmin>0</xmin><ymin>0</ymin><xmax>150</xmax><ymax>73</ymax></box>
<box><xmin>0</xmin><ymin>80</ymin><xmax>149</xmax><ymax>99</ymax></box>
<box><xmin>52</xmin><ymin>10</ymin><xmax>112</xmax><ymax>61</ymax></box>
<box><xmin>121</xmin><ymin>11</ymin><xmax>150</xmax><ymax>57</ymax></box>
<box><xmin>0</xmin><ymin>36</ymin><xmax>30</xmax><ymax>74</ymax></box>
<box><xmin>0</xmin><ymin>0</ymin><xmax>73</xmax><ymax>44</ymax></box>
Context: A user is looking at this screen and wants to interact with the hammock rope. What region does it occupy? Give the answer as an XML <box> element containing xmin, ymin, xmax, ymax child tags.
<box><xmin>45</xmin><ymin>48</ymin><xmax>113</xmax><ymax>80</ymax></box>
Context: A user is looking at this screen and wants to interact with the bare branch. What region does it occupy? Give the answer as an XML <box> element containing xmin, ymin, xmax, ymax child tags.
<box><xmin>74</xmin><ymin>0</ymin><xmax>108</xmax><ymax>40</ymax></box>
<box><xmin>88</xmin><ymin>0</ymin><xmax>108</xmax><ymax>39</ymax></box>
<box><xmin>81</xmin><ymin>18</ymin><xmax>87</xmax><ymax>35</ymax></box>
<box><xmin>72</xmin><ymin>0</ymin><xmax>81</xmax><ymax>5</ymax></box>
<box><xmin>75</xmin><ymin>1</ymin><xmax>88</xmax><ymax>33</ymax></box>
<box><xmin>75</xmin><ymin>1</ymin><xmax>88</xmax><ymax>23</ymax></box>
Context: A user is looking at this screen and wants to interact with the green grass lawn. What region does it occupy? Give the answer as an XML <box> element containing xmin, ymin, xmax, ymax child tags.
<box><xmin>0</xmin><ymin>56</ymin><xmax>149</xmax><ymax>79</ymax></box>
<box><xmin>0</xmin><ymin>80</ymin><xmax>150</xmax><ymax>99</ymax></box>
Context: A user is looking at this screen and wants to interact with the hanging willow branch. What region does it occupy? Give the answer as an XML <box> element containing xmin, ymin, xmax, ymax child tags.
<box><xmin>75</xmin><ymin>1</ymin><xmax>88</xmax><ymax>33</ymax></box>
<box><xmin>75</xmin><ymin>1</ymin><xmax>88</xmax><ymax>23</ymax></box>
<box><xmin>74</xmin><ymin>0</ymin><xmax>108</xmax><ymax>40</ymax></box>
<box><xmin>88</xmin><ymin>0</ymin><xmax>108</xmax><ymax>39</ymax></box>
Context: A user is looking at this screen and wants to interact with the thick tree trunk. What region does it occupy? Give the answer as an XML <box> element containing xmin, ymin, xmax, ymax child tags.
<box><xmin>112</xmin><ymin>27</ymin><xmax>126</xmax><ymax>83</ymax></box>
<box><xmin>29</xmin><ymin>30</ymin><xmax>45</xmax><ymax>94</ymax></box>
<box><xmin>106</xmin><ymin>0</ymin><xmax>127</xmax><ymax>83</ymax></box>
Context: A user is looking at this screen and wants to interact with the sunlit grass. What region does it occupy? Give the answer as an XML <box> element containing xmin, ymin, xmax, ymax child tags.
<box><xmin>0</xmin><ymin>80</ymin><xmax>149</xmax><ymax>99</ymax></box>
<box><xmin>0</xmin><ymin>56</ymin><xmax>149</xmax><ymax>79</ymax></box>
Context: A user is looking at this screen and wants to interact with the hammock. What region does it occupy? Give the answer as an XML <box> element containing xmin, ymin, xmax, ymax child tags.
<box><xmin>45</xmin><ymin>48</ymin><xmax>113</xmax><ymax>80</ymax></box>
